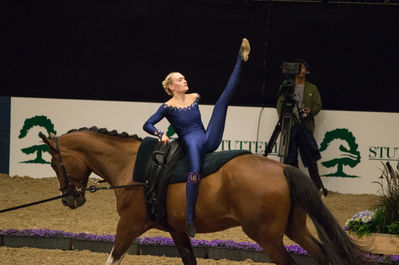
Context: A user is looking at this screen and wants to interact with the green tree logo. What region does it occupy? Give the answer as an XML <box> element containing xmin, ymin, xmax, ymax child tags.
<box><xmin>19</xmin><ymin>115</ymin><xmax>57</xmax><ymax>164</ymax></box>
<box><xmin>319</xmin><ymin>128</ymin><xmax>361</xmax><ymax>178</ymax></box>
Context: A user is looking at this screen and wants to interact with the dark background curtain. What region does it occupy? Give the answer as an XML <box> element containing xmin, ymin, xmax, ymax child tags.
<box><xmin>3</xmin><ymin>0</ymin><xmax>399</xmax><ymax>112</ymax></box>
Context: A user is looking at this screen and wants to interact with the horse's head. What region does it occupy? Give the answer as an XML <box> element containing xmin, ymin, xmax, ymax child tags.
<box><xmin>40</xmin><ymin>132</ymin><xmax>90</xmax><ymax>209</ymax></box>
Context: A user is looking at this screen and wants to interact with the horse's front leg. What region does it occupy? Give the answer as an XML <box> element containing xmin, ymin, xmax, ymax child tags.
<box><xmin>169</xmin><ymin>231</ymin><xmax>197</xmax><ymax>265</ymax></box>
<box><xmin>105</xmin><ymin>215</ymin><xmax>148</xmax><ymax>265</ymax></box>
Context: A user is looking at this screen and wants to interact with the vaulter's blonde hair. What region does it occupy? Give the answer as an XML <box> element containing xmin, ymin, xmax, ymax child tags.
<box><xmin>161</xmin><ymin>72</ymin><xmax>178</xmax><ymax>96</ymax></box>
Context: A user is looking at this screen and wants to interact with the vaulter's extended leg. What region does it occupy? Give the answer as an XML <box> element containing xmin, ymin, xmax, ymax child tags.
<box><xmin>205</xmin><ymin>38</ymin><xmax>250</xmax><ymax>152</ymax></box>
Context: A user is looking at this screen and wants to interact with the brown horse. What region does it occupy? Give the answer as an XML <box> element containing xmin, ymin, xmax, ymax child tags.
<box><xmin>40</xmin><ymin>127</ymin><xmax>373</xmax><ymax>265</ymax></box>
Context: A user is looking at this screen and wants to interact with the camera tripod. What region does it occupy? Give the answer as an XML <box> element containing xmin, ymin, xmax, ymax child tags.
<box><xmin>264</xmin><ymin>96</ymin><xmax>298</xmax><ymax>161</ymax></box>
<box><xmin>263</xmin><ymin>97</ymin><xmax>328</xmax><ymax>196</ymax></box>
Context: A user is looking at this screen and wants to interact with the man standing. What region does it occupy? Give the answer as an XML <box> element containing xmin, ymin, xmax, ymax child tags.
<box><xmin>276</xmin><ymin>58</ymin><xmax>327</xmax><ymax>197</ymax></box>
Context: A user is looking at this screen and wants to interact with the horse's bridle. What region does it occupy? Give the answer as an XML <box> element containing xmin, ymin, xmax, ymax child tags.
<box><xmin>53</xmin><ymin>137</ymin><xmax>87</xmax><ymax>196</ymax></box>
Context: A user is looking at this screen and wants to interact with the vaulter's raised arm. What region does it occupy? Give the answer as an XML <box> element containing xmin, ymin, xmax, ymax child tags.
<box><xmin>143</xmin><ymin>104</ymin><xmax>167</xmax><ymax>140</ymax></box>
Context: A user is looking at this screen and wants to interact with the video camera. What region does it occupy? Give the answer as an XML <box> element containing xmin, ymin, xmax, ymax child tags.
<box><xmin>278</xmin><ymin>62</ymin><xmax>302</xmax><ymax>96</ymax></box>
<box><xmin>278</xmin><ymin>62</ymin><xmax>309</xmax><ymax>120</ymax></box>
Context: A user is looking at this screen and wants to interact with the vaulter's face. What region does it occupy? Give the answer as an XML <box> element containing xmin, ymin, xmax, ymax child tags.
<box><xmin>169</xmin><ymin>73</ymin><xmax>188</xmax><ymax>94</ymax></box>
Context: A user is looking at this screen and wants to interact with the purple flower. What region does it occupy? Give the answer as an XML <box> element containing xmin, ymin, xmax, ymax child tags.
<box><xmin>73</xmin><ymin>232</ymin><xmax>115</xmax><ymax>242</ymax></box>
<box><xmin>208</xmin><ymin>239</ymin><xmax>262</xmax><ymax>251</ymax></box>
<box><xmin>4</xmin><ymin>228</ymin><xmax>19</xmax><ymax>234</ymax></box>
<box><xmin>21</xmin><ymin>229</ymin><xmax>71</xmax><ymax>238</ymax></box>
<box><xmin>190</xmin><ymin>239</ymin><xmax>209</xmax><ymax>247</ymax></box>
<box><xmin>136</xmin><ymin>236</ymin><xmax>174</xmax><ymax>246</ymax></box>
<box><xmin>285</xmin><ymin>245</ymin><xmax>308</xmax><ymax>255</ymax></box>
<box><xmin>385</xmin><ymin>255</ymin><xmax>399</xmax><ymax>264</ymax></box>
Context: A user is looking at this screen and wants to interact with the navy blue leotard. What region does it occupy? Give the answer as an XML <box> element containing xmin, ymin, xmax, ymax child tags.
<box><xmin>143</xmin><ymin>54</ymin><xmax>243</xmax><ymax>225</ymax></box>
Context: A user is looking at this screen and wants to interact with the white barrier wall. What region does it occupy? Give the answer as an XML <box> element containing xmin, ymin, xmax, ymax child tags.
<box><xmin>9</xmin><ymin>97</ymin><xmax>399</xmax><ymax>194</ymax></box>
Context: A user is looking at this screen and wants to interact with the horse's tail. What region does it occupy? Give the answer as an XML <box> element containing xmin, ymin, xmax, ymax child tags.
<box><xmin>283</xmin><ymin>166</ymin><xmax>374</xmax><ymax>265</ymax></box>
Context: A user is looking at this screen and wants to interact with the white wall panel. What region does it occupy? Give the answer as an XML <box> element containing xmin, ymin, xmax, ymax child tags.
<box><xmin>9</xmin><ymin>97</ymin><xmax>399</xmax><ymax>194</ymax></box>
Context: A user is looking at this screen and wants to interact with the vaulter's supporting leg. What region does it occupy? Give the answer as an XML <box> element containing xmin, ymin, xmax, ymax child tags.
<box><xmin>185</xmin><ymin>172</ymin><xmax>201</xmax><ymax>238</ymax></box>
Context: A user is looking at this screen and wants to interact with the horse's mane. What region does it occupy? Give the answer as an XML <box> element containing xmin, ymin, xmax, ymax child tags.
<box><xmin>66</xmin><ymin>126</ymin><xmax>142</xmax><ymax>141</ymax></box>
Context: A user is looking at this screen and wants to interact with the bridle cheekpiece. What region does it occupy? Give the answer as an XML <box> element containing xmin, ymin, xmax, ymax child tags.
<box><xmin>53</xmin><ymin>137</ymin><xmax>87</xmax><ymax>196</ymax></box>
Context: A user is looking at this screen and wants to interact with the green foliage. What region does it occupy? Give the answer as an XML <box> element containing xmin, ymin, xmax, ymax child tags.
<box><xmin>346</xmin><ymin>161</ymin><xmax>399</xmax><ymax>236</ymax></box>
<box><xmin>345</xmin><ymin>207</ymin><xmax>399</xmax><ymax>237</ymax></box>
<box><xmin>345</xmin><ymin>210</ymin><xmax>376</xmax><ymax>238</ymax></box>
<box><xmin>373</xmin><ymin>206</ymin><xmax>386</xmax><ymax>233</ymax></box>
<box><xmin>374</xmin><ymin>161</ymin><xmax>399</xmax><ymax>230</ymax></box>
<box><xmin>387</xmin><ymin>222</ymin><xmax>399</xmax><ymax>235</ymax></box>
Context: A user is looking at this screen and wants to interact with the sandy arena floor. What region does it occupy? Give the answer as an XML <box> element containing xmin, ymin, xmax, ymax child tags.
<box><xmin>0</xmin><ymin>174</ymin><xmax>379</xmax><ymax>264</ymax></box>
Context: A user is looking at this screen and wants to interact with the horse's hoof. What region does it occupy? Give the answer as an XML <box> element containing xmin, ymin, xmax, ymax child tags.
<box><xmin>185</xmin><ymin>222</ymin><xmax>196</xmax><ymax>238</ymax></box>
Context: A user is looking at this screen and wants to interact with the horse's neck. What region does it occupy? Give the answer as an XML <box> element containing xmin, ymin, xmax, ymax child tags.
<box><xmin>89</xmin><ymin>139</ymin><xmax>139</xmax><ymax>186</ymax></box>
<box><xmin>68</xmin><ymin>133</ymin><xmax>140</xmax><ymax>186</ymax></box>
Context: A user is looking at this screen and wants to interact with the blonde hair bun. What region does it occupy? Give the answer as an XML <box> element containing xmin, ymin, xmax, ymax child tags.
<box><xmin>162</xmin><ymin>72</ymin><xmax>178</xmax><ymax>96</ymax></box>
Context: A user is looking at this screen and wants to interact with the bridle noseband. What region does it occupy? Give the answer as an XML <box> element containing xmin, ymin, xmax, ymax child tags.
<box><xmin>54</xmin><ymin>137</ymin><xmax>87</xmax><ymax>195</ymax></box>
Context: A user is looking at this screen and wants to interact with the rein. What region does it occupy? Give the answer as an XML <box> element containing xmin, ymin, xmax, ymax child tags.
<box><xmin>86</xmin><ymin>182</ymin><xmax>146</xmax><ymax>193</ymax></box>
<box><xmin>0</xmin><ymin>180</ymin><xmax>146</xmax><ymax>214</ymax></box>
<box><xmin>0</xmin><ymin>194</ymin><xmax>67</xmax><ymax>213</ymax></box>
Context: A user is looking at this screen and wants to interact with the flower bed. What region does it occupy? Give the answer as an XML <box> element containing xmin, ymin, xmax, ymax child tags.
<box><xmin>0</xmin><ymin>229</ymin><xmax>303</xmax><ymax>252</ymax></box>
<box><xmin>343</xmin><ymin>161</ymin><xmax>399</xmax><ymax>263</ymax></box>
<box><xmin>0</xmin><ymin>228</ymin><xmax>398</xmax><ymax>264</ymax></box>
<box><xmin>0</xmin><ymin>228</ymin><xmax>308</xmax><ymax>260</ymax></box>
<box><xmin>345</xmin><ymin>210</ymin><xmax>399</xmax><ymax>257</ymax></box>
<box><xmin>345</xmin><ymin>209</ymin><xmax>399</xmax><ymax>238</ymax></box>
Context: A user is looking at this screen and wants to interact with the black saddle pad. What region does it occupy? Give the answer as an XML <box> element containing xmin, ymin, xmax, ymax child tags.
<box><xmin>133</xmin><ymin>137</ymin><xmax>251</xmax><ymax>184</ymax></box>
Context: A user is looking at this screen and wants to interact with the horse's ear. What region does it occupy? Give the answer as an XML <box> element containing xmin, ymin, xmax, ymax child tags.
<box><xmin>39</xmin><ymin>132</ymin><xmax>57</xmax><ymax>151</ymax></box>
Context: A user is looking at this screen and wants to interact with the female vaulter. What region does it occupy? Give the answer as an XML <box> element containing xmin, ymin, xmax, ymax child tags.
<box><xmin>143</xmin><ymin>38</ymin><xmax>250</xmax><ymax>237</ymax></box>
